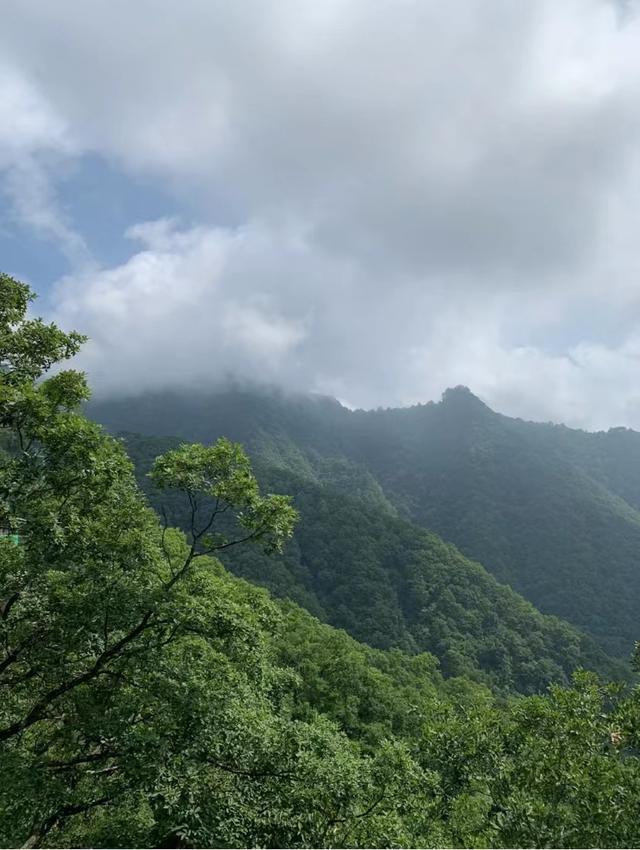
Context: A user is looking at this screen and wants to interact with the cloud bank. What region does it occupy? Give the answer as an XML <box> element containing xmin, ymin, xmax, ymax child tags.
<box><xmin>3</xmin><ymin>0</ymin><xmax>640</xmax><ymax>429</ymax></box>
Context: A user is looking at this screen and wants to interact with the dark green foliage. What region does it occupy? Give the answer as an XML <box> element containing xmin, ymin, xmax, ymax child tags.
<box><xmin>90</xmin><ymin>383</ymin><xmax>640</xmax><ymax>659</ymax></box>
<box><xmin>343</xmin><ymin>387</ymin><xmax>640</xmax><ymax>660</ymax></box>
<box><xmin>122</xmin><ymin>431</ymin><xmax>625</xmax><ymax>694</ymax></box>
<box><xmin>2</xmin><ymin>277</ymin><xmax>422</xmax><ymax>848</ymax></box>
<box><xmin>6</xmin><ymin>277</ymin><xmax>640</xmax><ymax>848</ymax></box>
<box><xmin>274</xmin><ymin>605</ymin><xmax>640</xmax><ymax>848</ymax></box>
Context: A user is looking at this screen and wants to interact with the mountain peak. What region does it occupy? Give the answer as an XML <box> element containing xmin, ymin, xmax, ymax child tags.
<box><xmin>440</xmin><ymin>385</ymin><xmax>489</xmax><ymax>409</ymax></box>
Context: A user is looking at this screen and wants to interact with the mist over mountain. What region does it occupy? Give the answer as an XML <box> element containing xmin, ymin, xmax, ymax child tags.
<box><xmin>89</xmin><ymin>382</ymin><xmax>640</xmax><ymax>664</ymax></box>
<box><xmin>7</xmin><ymin>0</ymin><xmax>640</xmax><ymax>844</ymax></box>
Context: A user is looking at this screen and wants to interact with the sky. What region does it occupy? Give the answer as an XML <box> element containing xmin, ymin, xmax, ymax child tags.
<box><xmin>2</xmin><ymin>0</ymin><xmax>640</xmax><ymax>430</ymax></box>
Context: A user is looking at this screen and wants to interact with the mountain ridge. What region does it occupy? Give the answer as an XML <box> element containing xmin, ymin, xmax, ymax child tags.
<box><xmin>100</xmin><ymin>428</ymin><xmax>628</xmax><ymax>694</ymax></box>
<box><xmin>88</xmin><ymin>383</ymin><xmax>640</xmax><ymax>661</ymax></box>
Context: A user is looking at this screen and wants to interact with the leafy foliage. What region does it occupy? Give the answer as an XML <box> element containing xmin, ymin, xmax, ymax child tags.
<box><xmin>90</xmin><ymin>383</ymin><xmax>640</xmax><ymax>660</ymax></box>
<box><xmin>2</xmin><ymin>276</ymin><xmax>402</xmax><ymax>848</ymax></box>
<box><xmin>4</xmin><ymin>276</ymin><xmax>640</xmax><ymax>848</ymax></box>
<box><xmin>124</xmin><ymin>432</ymin><xmax>625</xmax><ymax>694</ymax></box>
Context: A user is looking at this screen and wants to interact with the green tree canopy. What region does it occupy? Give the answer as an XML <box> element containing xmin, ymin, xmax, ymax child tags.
<box><xmin>3</xmin><ymin>272</ymin><xmax>640</xmax><ymax>849</ymax></box>
<box><xmin>1</xmin><ymin>274</ymin><xmax>415</xmax><ymax>848</ymax></box>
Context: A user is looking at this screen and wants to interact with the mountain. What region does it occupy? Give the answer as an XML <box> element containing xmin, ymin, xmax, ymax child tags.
<box><xmin>342</xmin><ymin>386</ymin><xmax>640</xmax><ymax>659</ymax></box>
<box><xmin>89</xmin><ymin>384</ymin><xmax>640</xmax><ymax>662</ymax></box>
<box><xmin>7</xmin><ymin>275</ymin><xmax>640</xmax><ymax>849</ymax></box>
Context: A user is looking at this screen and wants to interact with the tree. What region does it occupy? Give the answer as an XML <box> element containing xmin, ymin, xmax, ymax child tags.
<box><xmin>0</xmin><ymin>274</ymin><xmax>333</xmax><ymax>846</ymax></box>
<box><xmin>4</xmin><ymin>271</ymin><xmax>640</xmax><ymax>848</ymax></box>
<box><xmin>0</xmin><ymin>273</ymin><xmax>431</xmax><ymax>849</ymax></box>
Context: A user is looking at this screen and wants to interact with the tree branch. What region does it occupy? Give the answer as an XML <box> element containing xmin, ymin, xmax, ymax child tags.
<box><xmin>22</xmin><ymin>793</ymin><xmax>119</xmax><ymax>849</ymax></box>
<box><xmin>0</xmin><ymin>611</ymin><xmax>155</xmax><ymax>742</ymax></box>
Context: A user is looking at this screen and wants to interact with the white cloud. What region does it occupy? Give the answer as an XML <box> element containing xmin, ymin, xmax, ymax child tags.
<box><xmin>407</xmin><ymin>316</ymin><xmax>640</xmax><ymax>431</ymax></box>
<box><xmin>0</xmin><ymin>66</ymin><xmax>73</xmax><ymax>159</ymax></box>
<box><xmin>47</xmin><ymin>215</ymin><xmax>640</xmax><ymax>432</ymax></box>
<box><xmin>0</xmin><ymin>65</ymin><xmax>88</xmax><ymax>263</ymax></box>
<box><xmin>4</xmin><ymin>0</ymin><xmax>640</xmax><ymax>427</ymax></box>
<box><xmin>50</xmin><ymin>220</ymin><xmax>308</xmax><ymax>395</ymax></box>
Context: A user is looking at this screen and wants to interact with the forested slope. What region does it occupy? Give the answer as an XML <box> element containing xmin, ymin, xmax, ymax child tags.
<box><xmin>90</xmin><ymin>384</ymin><xmax>640</xmax><ymax>659</ymax></box>
<box><xmin>120</xmin><ymin>432</ymin><xmax>625</xmax><ymax>694</ymax></box>
<box><xmin>343</xmin><ymin>387</ymin><xmax>640</xmax><ymax>658</ymax></box>
<box><xmin>4</xmin><ymin>275</ymin><xmax>640</xmax><ymax>848</ymax></box>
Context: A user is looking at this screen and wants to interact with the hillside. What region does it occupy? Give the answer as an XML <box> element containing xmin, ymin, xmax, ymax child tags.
<box><xmin>110</xmin><ymin>430</ymin><xmax>624</xmax><ymax>694</ymax></box>
<box><xmin>89</xmin><ymin>386</ymin><xmax>640</xmax><ymax>660</ymax></box>
<box><xmin>3</xmin><ymin>269</ymin><xmax>640</xmax><ymax>848</ymax></box>
<box><xmin>344</xmin><ymin>387</ymin><xmax>640</xmax><ymax>659</ymax></box>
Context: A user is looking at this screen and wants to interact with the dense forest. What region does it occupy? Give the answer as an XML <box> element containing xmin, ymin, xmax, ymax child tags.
<box><xmin>3</xmin><ymin>273</ymin><xmax>640</xmax><ymax>849</ymax></box>
<box><xmin>120</xmin><ymin>431</ymin><xmax>625</xmax><ymax>695</ymax></box>
<box><xmin>91</xmin><ymin>382</ymin><xmax>640</xmax><ymax>660</ymax></box>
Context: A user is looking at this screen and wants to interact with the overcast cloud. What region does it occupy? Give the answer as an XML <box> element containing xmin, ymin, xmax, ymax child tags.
<box><xmin>2</xmin><ymin>0</ymin><xmax>640</xmax><ymax>429</ymax></box>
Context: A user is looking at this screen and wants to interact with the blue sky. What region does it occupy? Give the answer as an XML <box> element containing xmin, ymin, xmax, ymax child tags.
<box><xmin>3</xmin><ymin>0</ymin><xmax>640</xmax><ymax>430</ymax></box>
<box><xmin>1</xmin><ymin>155</ymin><xmax>178</xmax><ymax>301</ymax></box>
